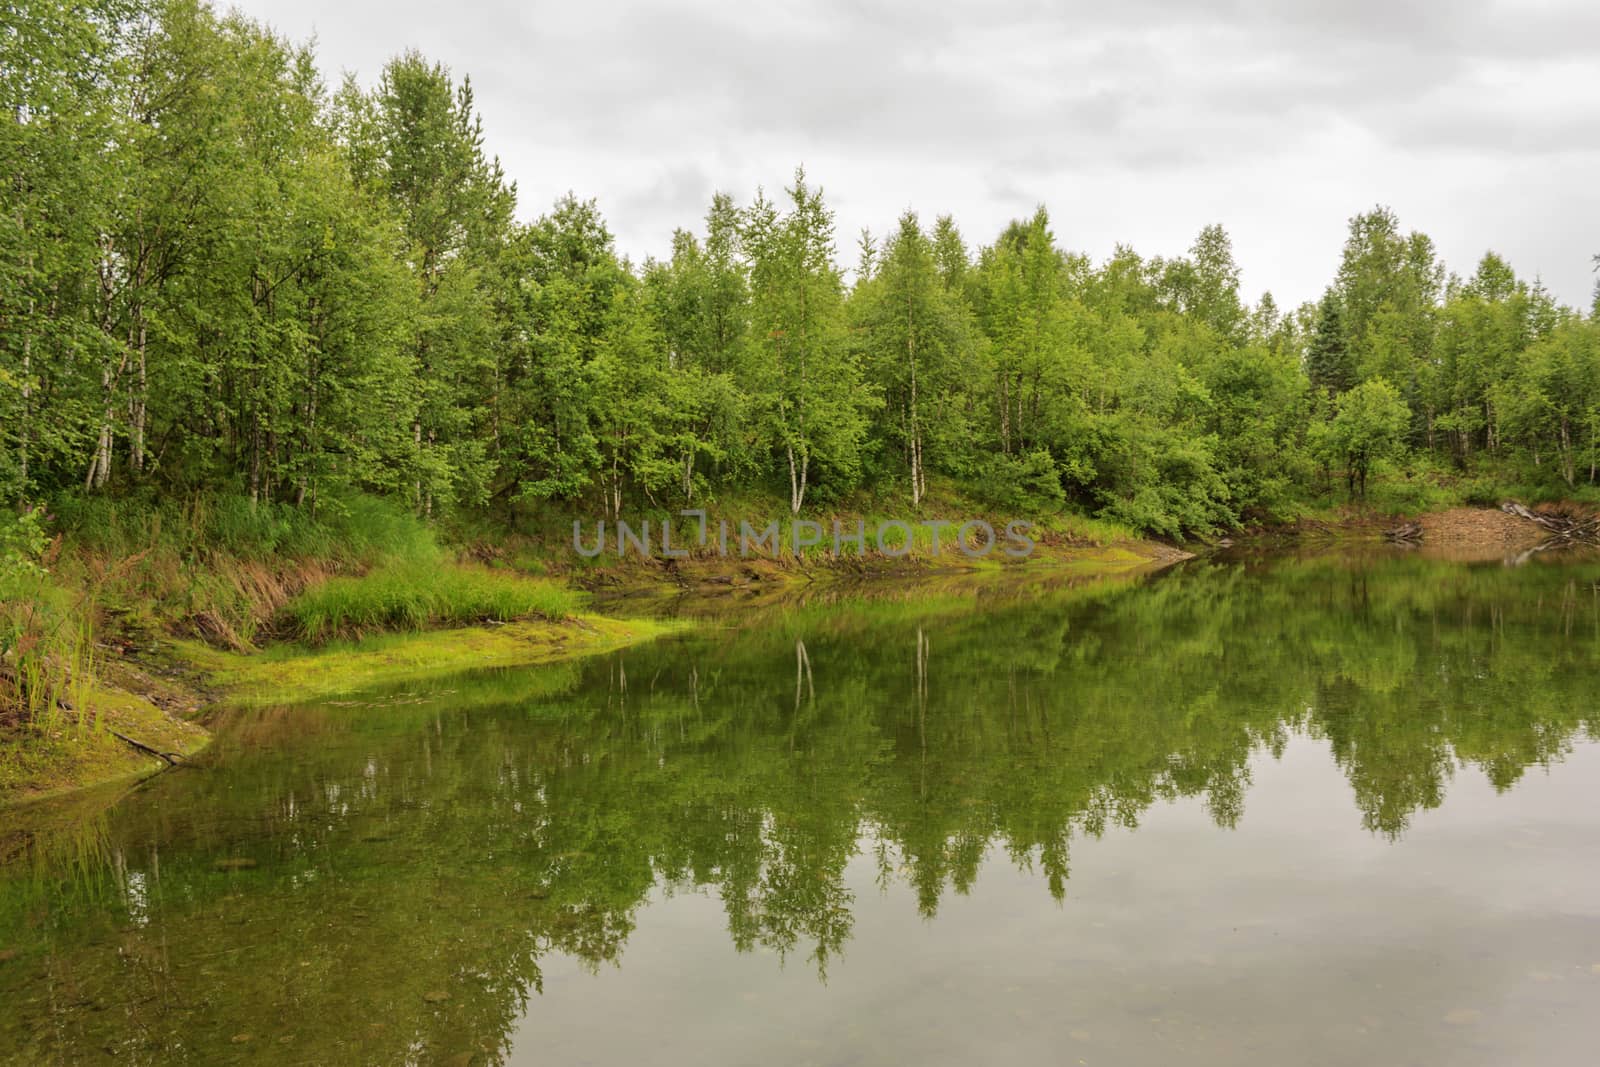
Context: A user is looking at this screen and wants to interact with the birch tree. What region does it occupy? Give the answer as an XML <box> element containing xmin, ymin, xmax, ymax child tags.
<box><xmin>744</xmin><ymin>170</ymin><xmax>870</xmax><ymax>512</ymax></box>
<box><xmin>855</xmin><ymin>211</ymin><xmax>972</xmax><ymax>506</ymax></box>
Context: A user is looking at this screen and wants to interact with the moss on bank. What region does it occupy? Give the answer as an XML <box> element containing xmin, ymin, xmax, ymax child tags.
<box><xmin>173</xmin><ymin>613</ymin><xmax>682</xmax><ymax>708</ymax></box>
<box><xmin>0</xmin><ymin>683</ymin><xmax>210</xmax><ymax>807</ymax></box>
<box><xmin>0</xmin><ymin>613</ymin><xmax>681</xmax><ymax>807</ymax></box>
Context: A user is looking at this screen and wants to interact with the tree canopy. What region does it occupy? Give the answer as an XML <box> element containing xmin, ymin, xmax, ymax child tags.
<box><xmin>6</xmin><ymin>0</ymin><xmax>1600</xmax><ymax>537</ymax></box>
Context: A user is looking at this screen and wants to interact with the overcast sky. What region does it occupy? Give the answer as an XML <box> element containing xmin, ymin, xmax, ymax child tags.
<box><xmin>231</xmin><ymin>0</ymin><xmax>1600</xmax><ymax>309</ymax></box>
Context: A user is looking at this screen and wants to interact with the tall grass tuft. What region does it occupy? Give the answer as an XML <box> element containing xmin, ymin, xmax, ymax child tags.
<box><xmin>282</xmin><ymin>564</ymin><xmax>580</xmax><ymax>644</ymax></box>
<box><xmin>1</xmin><ymin>511</ymin><xmax>97</xmax><ymax>732</ymax></box>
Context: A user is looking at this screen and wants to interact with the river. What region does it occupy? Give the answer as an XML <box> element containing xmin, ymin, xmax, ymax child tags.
<box><xmin>2</xmin><ymin>549</ymin><xmax>1599</xmax><ymax>1064</ymax></box>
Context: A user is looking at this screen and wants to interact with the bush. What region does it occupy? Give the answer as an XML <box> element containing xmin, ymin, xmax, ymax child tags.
<box><xmin>973</xmin><ymin>450</ymin><xmax>1067</xmax><ymax>514</ymax></box>
<box><xmin>1363</xmin><ymin>460</ymin><xmax>1459</xmax><ymax>515</ymax></box>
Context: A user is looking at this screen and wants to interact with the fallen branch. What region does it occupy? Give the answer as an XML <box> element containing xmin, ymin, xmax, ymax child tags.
<box><xmin>105</xmin><ymin>727</ymin><xmax>187</xmax><ymax>766</ymax></box>
<box><xmin>54</xmin><ymin>698</ymin><xmax>190</xmax><ymax>766</ymax></box>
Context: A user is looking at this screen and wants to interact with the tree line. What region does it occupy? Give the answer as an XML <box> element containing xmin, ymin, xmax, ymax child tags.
<box><xmin>6</xmin><ymin>0</ymin><xmax>1600</xmax><ymax>539</ymax></box>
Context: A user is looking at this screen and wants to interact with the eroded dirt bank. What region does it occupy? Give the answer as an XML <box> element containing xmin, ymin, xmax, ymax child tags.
<box><xmin>1253</xmin><ymin>502</ymin><xmax>1599</xmax><ymax>564</ymax></box>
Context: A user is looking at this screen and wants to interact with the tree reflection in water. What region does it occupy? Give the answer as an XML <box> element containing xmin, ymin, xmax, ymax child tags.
<box><xmin>2</xmin><ymin>550</ymin><xmax>1597</xmax><ymax>1063</ymax></box>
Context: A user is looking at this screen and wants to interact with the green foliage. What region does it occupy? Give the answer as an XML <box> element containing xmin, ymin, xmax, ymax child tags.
<box><xmin>972</xmin><ymin>450</ymin><xmax>1065</xmax><ymax>514</ymax></box>
<box><xmin>1312</xmin><ymin>378</ymin><xmax>1411</xmax><ymax>498</ymax></box>
<box><xmin>0</xmin><ymin>508</ymin><xmax>48</xmax><ymax>579</ymax></box>
<box><xmin>4</xmin><ymin>0</ymin><xmax>1599</xmax><ymax>553</ymax></box>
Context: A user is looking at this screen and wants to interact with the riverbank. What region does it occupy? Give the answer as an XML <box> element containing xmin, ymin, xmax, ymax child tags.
<box><xmin>0</xmin><ymin>611</ymin><xmax>681</xmax><ymax>807</ymax></box>
<box><xmin>568</xmin><ymin>533</ymin><xmax>1192</xmax><ymax>602</ymax></box>
<box><xmin>0</xmin><ymin>518</ymin><xmax>1189</xmax><ymax>807</ymax></box>
<box><xmin>0</xmin><ymin>661</ymin><xmax>211</xmax><ymax>807</ymax></box>
<box><xmin>18</xmin><ymin>491</ymin><xmax>1585</xmax><ymax>810</ymax></box>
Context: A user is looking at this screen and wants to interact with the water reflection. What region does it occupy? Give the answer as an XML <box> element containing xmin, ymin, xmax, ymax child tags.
<box><xmin>2</xmin><ymin>551</ymin><xmax>1599</xmax><ymax>1064</ymax></box>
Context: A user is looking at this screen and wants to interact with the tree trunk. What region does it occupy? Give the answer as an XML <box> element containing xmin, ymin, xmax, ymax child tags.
<box><xmin>130</xmin><ymin>305</ymin><xmax>147</xmax><ymax>473</ymax></box>
<box><xmin>907</xmin><ymin>291</ymin><xmax>922</xmax><ymax>506</ymax></box>
<box><xmin>1559</xmin><ymin>417</ymin><xmax>1575</xmax><ymax>486</ymax></box>
<box><xmin>86</xmin><ymin>364</ymin><xmax>116</xmax><ymax>491</ymax></box>
<box><xmin>17</xmin><ymin>315</ymin><xmax>30</xmax><ymax>499</ymax></box>
<box><xmin>298</xmin><ymin>300</ymin><xmax>322</xmax><ymax>509</ymax></box>
<box><xmin>86</xmin><ymin>239</ymin><xmax>123</xmax><ymax>490</ymax></box>
<box><xmin>611</xmin><ymin>447</ymin><xmax>622</xmax><ymax>521</ymax></box>
<box><xmin>423</xmin><ymin>429</ymin><xmax>436</xmax><ymax>517</ymax></box>
<box><xmin>413</xmin><ymin>419</ymin><xmax>424</xmax><ymax>511</ymax></box>
<box><xmin>249</xmin><ymin>413</ymin><xmax>262</xmax><ymax>507</ymax></box>
<box><xmin>998</xmin><ymin>371</ymin><xmax>1010</xmax><ymax>454</ymax></box>
<box><xmin>786</xmin><ymin>444</ymin><xmax>808</xmax><ymax>514</ymax></box>
<box><xmin>131</xmin><ymin>316</ymin><xmax>147</xmax><ymax>472</ymax></box>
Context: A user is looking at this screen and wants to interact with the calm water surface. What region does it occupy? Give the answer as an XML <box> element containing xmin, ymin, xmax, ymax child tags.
<box><xmin>3</xmin><ymin>550</ymin><xmax>1599</xmax><ymax>1064</ymax></box>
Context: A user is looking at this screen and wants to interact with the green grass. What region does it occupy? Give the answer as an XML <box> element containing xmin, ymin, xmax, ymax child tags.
<box><xmin>54</xmin><ymin>490</ymin><xmax>438</xmax><ymax>568</ymax></box>
<box><xmin>282</xmin><ymin>563</ymin><xmax>581</xmax><ymax>644</ymax></box>
<box><xmin>1034</xmin><ymin>509</ymin><xmax>1141</xmax><ymax>546</ymax></box>
<box><xmin>41</xmin><ymin>491</ymin><xmax>450</xmax><ymax>648</ymax></box>
<box><xmin>2</xmin><ymin>512</ymin><xmax>97</xmax><ymax>733</ymax></box>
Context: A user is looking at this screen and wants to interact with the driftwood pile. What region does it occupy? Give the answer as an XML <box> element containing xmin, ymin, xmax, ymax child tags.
<box><xmin>1499</xmin><ymin>502</ymin><xmax>1600</xmax><ymax>546</ymax></box>
<box><xmin>1383</xmin><ymin>521</ymin><xmax>1423</xmax><ymax>544</ymax></box>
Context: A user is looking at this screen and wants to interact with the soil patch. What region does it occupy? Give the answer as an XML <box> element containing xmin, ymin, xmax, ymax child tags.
<box><xmin>1404</xmin><ymin>507</ymin><xmax>1550</xmax><ymax>562</ymax></box>
<box><xmin>1417</xmin><ymin>508</ymin><xmax>1548</xmax><ymax>549</ymax></box>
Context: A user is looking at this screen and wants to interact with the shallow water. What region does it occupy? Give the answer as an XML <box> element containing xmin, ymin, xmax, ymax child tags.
<box><xmin>3</xmin><ymin>550</ymin><xmax>1600</xmax><ymax>1065</ymax></box>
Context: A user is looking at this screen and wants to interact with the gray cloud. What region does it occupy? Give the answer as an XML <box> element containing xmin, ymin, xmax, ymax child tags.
<box><xmin>236</xmin><ymin>0</ymin><xmax>1600</xmax><ymax>307</ymax></box>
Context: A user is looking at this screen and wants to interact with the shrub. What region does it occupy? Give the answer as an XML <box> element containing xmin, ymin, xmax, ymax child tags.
<box><xmin>974</xmin><ymin>450</ymin><xmax>1067</xmax><ymax>514</ymax></box>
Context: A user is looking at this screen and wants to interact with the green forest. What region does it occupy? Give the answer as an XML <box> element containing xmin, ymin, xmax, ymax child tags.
<box><xmin>6</xmin><ymin>0</ymin><xmax>1600</xmax><ymax>545</ymax></box>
